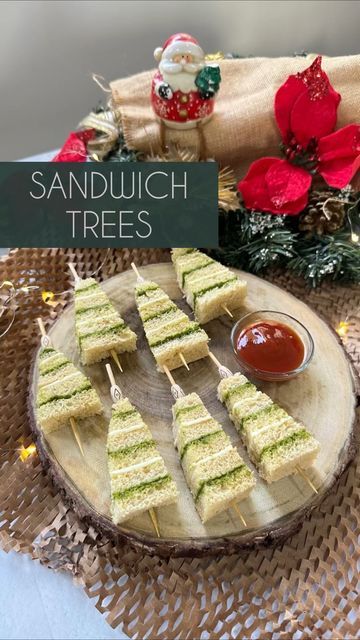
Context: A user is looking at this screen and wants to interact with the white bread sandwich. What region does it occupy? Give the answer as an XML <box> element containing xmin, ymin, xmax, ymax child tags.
<box><xmin>135</xmin><ymin>279</ymin><xmax>209</xmax><ymax>371</ymax></box>
<box><xmin>36</xmin><ymin>346</ymin><xmax>102</xmax><ymax>433</ymax></box>
<box><xmin>107</xmin><ymin>397</ymin><xmax>178</xmax><ymax>523</ymax></box>
<box><xmin>172</xmin><ymin>392</ymin><xmax>255</xmax><ymax>522</ymax></box>
<box><xmin>74</xmin><ymin>277</ymin><xmax>137</xmax><ymax>365</ymax></box>
<box><xmin>218</xmin><ymin>373</ymin><xmax>320</xmax><ymax>483</ymax></box>
<box><xmin>171</xmin><ymin>248</ymin><xmax>247</xmax><ymax>324</ymax></box>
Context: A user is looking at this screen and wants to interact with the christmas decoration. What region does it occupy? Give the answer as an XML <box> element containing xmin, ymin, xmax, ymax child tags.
<box><xmin>52</xmin><ymin>129</ymin><xmax>94</xmax><ymax>162</ymax></box>
<box><xmin>61</xmin><ymin>52</ymin><xmax>360</xmax><ymax>289</ymax></box>
<box><xmin>79</xmin><ymin>105</ymin><xmax>120</xmax><ymax>161</ymax></box>
<box><xmin>151</xmin><ymin>33</ymin><xmax>221</xmax><ymax>129</ymax></box>
<box><xmin>299</xmin><ymin>189</ymin><xmax>345</xmax><ymax>236</ymax></box>
<box><xmin>238</xmin><ymin>56</ymin><xmax>360</xmax><ymax>214</ymax></box>
<box><xmin>218</xmin><ymin>167</ymin><xmax>240</xmax><ymax>212</ymax></box>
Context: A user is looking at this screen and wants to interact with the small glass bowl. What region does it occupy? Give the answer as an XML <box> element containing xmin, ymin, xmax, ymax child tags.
<box><xmin>230</xmin><ymin>310</ymin><xmax>314</xmax><ymax>382</ymax></box>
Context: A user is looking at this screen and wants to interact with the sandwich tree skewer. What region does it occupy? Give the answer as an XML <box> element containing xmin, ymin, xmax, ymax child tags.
<box><xmin>104</xmin><ymin>363</ymin><xmax>161</xmax><ymax>537</ymax></box>
<box><xmin>36</xmin><ymin>318</ymin><xmax>85</xmax><ymax>457</ymax></box>
<box><xmin>162</xmin><ymin>365</ymin><xmax>249</xmax><ymax>528</ymax></box>
<box><xmin>131</xmin><ymin>262</ymin><xmax>193</xmax><ymax>373</ymax></box>
<box><xmin>208</xmin><ymin>351</ymin><xmax>319</xmax><ymax>494</ymax></box>
<box><xmin>68</xmin><ymin>263</ymin><xmax>125</xmax><ymax>373</ymax></box>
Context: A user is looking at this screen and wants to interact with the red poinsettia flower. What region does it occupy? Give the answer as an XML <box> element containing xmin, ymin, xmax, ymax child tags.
<box><xmin>274</xmin><ymin>56</ymin><xmax>341</xmax><ymax>147</ymax></box>
<box><xmin>52</xmin><ymin>129</ymin><xmax>94</xmax><ymax>162</ymax></box>
<box><xmin>238</xmin><ymin>56</ymin><xmax>360</xmax><ymax>214</ymax></box>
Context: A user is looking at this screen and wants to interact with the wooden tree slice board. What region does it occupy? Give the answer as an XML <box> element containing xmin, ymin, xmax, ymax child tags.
<box><xmin>28</xmin><ymin>264</ymin><xmax>358</xmax><ymax>557</ymax></box>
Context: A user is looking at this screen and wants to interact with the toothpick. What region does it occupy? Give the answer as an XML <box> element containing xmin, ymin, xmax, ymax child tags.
<box><xmin>110</xmin><ymin>349</ymin><xmax>123</xmax><ymax>373</ymax></box>
<box><xmin>163</xmin><ymin>365</ymin><xmax>176</xmax><ymax>386</ymax></box>
<box><xmin>296</xmin><ymin>466</ymin><xmax>318</xmax><ymax>494</ymax></box>
<box><xmin>179</xmin><ymin>352</ymin><xmax>190</xmax><ymax>371</ymax></box>
<box><xmin>37</xmin><ymin>317</ymin><xmax>47</xmax><ymax>337</ymax></box>
<box><xmin>131</xmin><ymin>262</ymin><xmax>144</xmax><ymax>282</ymax></box>
<box><xmin>222</xmin><ymin>304</ymin><xmax>233</xmax><ymax>318</ymax></box>
<box><xmin>69</xmin><ymin>416</ymin><xmax>85</xmax><ymax>457</ymax></box>
<box><xmin>149</xmin><ymin>507</ymin><xmax>160</xmax><ymax>537</ymax></box>
<box><xmin>208</xmin><ymin>350</ymin><xmax>222</xmax><ymax>368</ymax></box>
<box><xmin>68</xmin><ymin>262</ymin><xmax>81</xmax><ymax>282</ymax></box>
<box><xmin>231</xmin><ymin>502</ymin><xmax>247</xmax><ymax>527</ymax></box>
<box><xmin>105</xmin><ymin>362</ymin><xmax>116</xmax><ymax>387</ymax></box>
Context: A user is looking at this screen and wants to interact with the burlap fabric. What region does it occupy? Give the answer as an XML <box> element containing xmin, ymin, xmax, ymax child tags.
<box><xmin>111</xmin><ymin>54</ymin><xmax>360</xmax><ymax>177</ymax></box>
<box><xmin>0</xmin><ymin>248</ymin><xmax>359</xmax><ymax>639</ymax></box>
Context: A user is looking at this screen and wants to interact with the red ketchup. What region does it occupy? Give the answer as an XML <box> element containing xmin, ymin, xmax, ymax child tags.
<box><xmin>235</xmin><ymin>321</ymin><xmax>305</xmax><ymax>373</ymax></box>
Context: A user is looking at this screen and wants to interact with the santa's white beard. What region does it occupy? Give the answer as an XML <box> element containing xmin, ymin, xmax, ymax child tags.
<box><xmin>162</xmin><ymin>71</ymin><xmax>196</xmax><ymax>93</ymax></box>
<box><xmin>159</xmin><ymin>59</ymin><xmax>204</xmax><ymax>93</ymax></box>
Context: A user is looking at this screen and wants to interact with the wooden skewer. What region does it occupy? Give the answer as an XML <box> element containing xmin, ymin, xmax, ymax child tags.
<box><xmin>110</xmin><ymin>349</ymin><xmax>123</xmax><ymax>373</ymax></box>
<box><xmin>296</xmin><ymin>466</ymin><xmax>318</xmax><ymax>494</ymax></box>
<box><xmin>163</xmin><ymin>365</ymin><xmax>176</xmax><ymax>386</ymax></box>
<box><xmin>130</xmin><ymin>262</ymin><xmax>142</xmax><ymax>280</ymax></box>
<box><xmin>105</xmin><ymin>363</ymin><xmax>161</xmax><ymax>537</ymax></box>
<box><xmin>37</xmin><ymin>317</ymin><xmax>85</xmax><ymax>458</ymax></box>
<box><xmin>37</xmin><ymin>316</ymin><xmax>47</xmax><ymax>337</ymax></box>
<box><xmin>69</xmin><ymin>417</ymin><xmax>85</xmax><ymax>457</ymax></box>
<box><xmin>208</xmin><ymin>350</ymin><xmax>222</xmax><ymax>368</ymax></box>
<box><xmin>105</xmin><ymin>362</ymin><xmax>116</xmax><ymax>388</ymax></box>
<box><xmin>222</xmin><ymin>304</ymin><xmax>233</xmax><ymax>318</ymax></box>
<box><xmin>68</xmin><ymin>262</ymin><xmax>81</xmax><ymax>282</ymax></box>
<box><xmin>231</xmin><ymin>503</ymin><xmax>247</xmax><ymax>527</ymax></box>
<box><xmin>149</xmin><ymin>508</ymin><xmax>160</xmax><ymax>537</ymax></box>
<box><xmin>179</xmin><ymin>352</ymin><xmax>190</xmax><ymax>371</ymax></box>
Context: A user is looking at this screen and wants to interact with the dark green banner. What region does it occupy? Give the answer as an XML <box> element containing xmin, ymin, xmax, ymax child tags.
<box><xmin>0</xmin><ymin>162</ymin><xmax>218</xmax><ymax>247</ymax></box>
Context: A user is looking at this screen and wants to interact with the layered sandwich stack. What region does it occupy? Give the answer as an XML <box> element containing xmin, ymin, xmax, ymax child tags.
<box><xmin>107</xmin><ymin>397</ymin><xmax>179</xmax><ymax>523</ymax></box>
<box><xmin>172</xmin><ymin>392</ymin><xmax>255</xmax><ymax>522</ymax></box>
<box><xmin>74</xmin><ymin>277</ymin><xmax>137</xmax><ymax>365</ymax></box>
<box><xmin>171</xmin><ymin>249</ymin><xmax>247</xmax><ymax>324</ymax></box>
<box><xmin>37</xmin><ymin>346</ymin><xmax>102</xmax><ymax>433</ymax></box>
<box><xmin>135</xmin><ymin>279</ymin><xmax>209</xmax><ymax>371</ymax></box>
<box><xmin>218</xmin><ymin>373</ymin><xmax>320</xmax><ymax>483</ymax></box>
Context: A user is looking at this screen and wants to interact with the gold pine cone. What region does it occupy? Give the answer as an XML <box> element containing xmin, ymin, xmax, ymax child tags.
<box><xmin>299</xmin><ymin>190</ymin><xmax>345</xmax><ymax>236</ymax></box>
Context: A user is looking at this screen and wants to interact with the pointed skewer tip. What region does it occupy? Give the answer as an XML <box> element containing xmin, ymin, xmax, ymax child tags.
<box><xmin>149</xmin><ymin>507</ymin><xmax>161</xmax><ymax>537</ymax></box>
<box><xmin>296</xmin><ymin>466</ymin><xmax>318</xmax><ymax>494</ymax></box>
<box><xmin>111</xmin><ymin>350</ymin><xmax>123</xmax><ymax>373</ymax></box>
<box><xmin>222</xmin><ymin>304</ymin><xmax>233</xmax><ymax>318</ymax></box>
<box><xmin>179</xmin><ymin>352</ymin><xmax>190</xmax><ymax>371</ymax></box>
<box><xmin>69</xmin><ymin>416</ymin><xmax>85</xmax><ymax>457</ymax></box>
<box><xmin>231</xmin><ymin>502</ymin><xmax>247</xmax><ymax>527</ymax></box>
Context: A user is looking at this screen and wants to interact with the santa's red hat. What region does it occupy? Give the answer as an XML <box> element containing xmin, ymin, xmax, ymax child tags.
<box><xmin>154</xmin><ymin>33</ymin><xmax>204</xmax><ymax>63</ymax></box>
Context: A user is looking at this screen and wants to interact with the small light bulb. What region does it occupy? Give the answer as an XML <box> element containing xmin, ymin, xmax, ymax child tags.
<box><xmin>18</xmin><ymin>443</ymin><xmax>37</xmax><ymax>462</ymax></box>
<box><xmin>336</xmin><ymin>321</ymin><xmax>349</xmax><ymax>338</ymax></box>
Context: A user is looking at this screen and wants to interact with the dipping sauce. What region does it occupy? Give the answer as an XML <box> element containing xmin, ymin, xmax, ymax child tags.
<box><xmin>235</xmin><ymin>321</ymin><xmax>305</xmax><ymax>373</ymax></box>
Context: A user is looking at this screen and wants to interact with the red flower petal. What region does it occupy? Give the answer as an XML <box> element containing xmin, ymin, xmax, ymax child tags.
<box><xmin>317</xmin><ymin>124</ymin><xmax>360</xmax><ymax>188</ymax></box>
<box><xmin>290</xmin><ymin>86</ymin><xmax>339</xmax><ymax>147</ymax></box>
<box><xmin>238</xmin><ymin>158</ymin><xmax>282</xmax><ymax>211</ymax></box>
<box><xmin>274</xmin><ymin>56</ymin><xmax>340</xmax><ymax>146</ymax></box>
<box><xmin>238</xmin><ymin>158</ymin><xmax>311</xmax><ymax>215</ymax></box>
<box><xmin>265</xmin><ymin>159</ymin><xmax>312</xmax><ymax>214</ymax></box>
<box><xmin>53</xmin><ymin>129</ymin><xmax>94</xmax><ymax>162</ymax></box>
<box><xmin>274</xmin><ymin>75</ymin><xmax>306</xmax><ymax>142</ymax></box>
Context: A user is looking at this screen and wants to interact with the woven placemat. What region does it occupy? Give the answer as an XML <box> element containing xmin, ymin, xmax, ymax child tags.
<box><xmin>0</xmin><ymin>248</ymin><xmax>359</xmax><ymax>639</ymax></box>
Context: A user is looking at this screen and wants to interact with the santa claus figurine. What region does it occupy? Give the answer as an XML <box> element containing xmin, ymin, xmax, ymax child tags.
<box><xmin>151</xmin><ymin>33</ymin><xmax>221</xmax><ymax>130</ymax></box>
